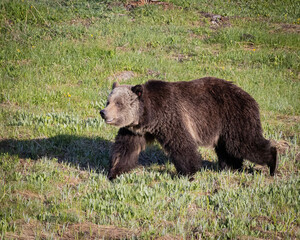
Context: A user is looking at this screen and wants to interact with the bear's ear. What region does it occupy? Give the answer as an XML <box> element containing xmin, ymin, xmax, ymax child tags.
<box><xmin>112</xmin><ymin>82</ymin><xmax>119</xmax><ymax>90</ymax></box>
<box><xmin>131</xmin><ymin>84</ymin><xmax>143</xmax><ymax>98</ymax></box>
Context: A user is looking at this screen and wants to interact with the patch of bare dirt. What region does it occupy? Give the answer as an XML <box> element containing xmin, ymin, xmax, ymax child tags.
<box><xmin>276</xmin><ymin>115</ymin><xmax>300</xmax><ymax>126</ymax></box>
<box><xmin>5</xmin><ymin>220</ymin><xmax>48</xmax><ymax>240</ymax></box>
<box><xmin>242</xmin><ymin>45</ymin><xmax>258</xmax><ymax>51</ymax></box>
<box><xmin>269</xmin><ymin>114</ymin><xmax>300</xmax><ymax>142</ymax></box>
<box><xmin>189</xmin><ymin>33</ymin><xmax>206</xmax><ymax>41</ymax></box>
<box><xmin>249</xmin><ymin>225</ymin><xmax>297</xmax><ymax>240</ymax></box>
<box><xmin>168</xmin><ymin>53</ymin><xmax>196</xmax><ymax>63</ymax></box>
<box><xmin>156</xmin><ymin>234</ymin><xmax>182</xmax><ymax>240</ymax></box>
<box><xmin>57</xmin><ymin>175</ymin><xmax>82</xmax><ymax>189</ymax></box>
<box><xmin>61</xmin><ymin>223</ymin><xmax>137</xmax><ymax>239</ymax></box>
<box><xmin>0</xmin><ymin>101</ymin><xmax>22</xmax><ymax>112</ymax></box>
<box><xmin>116</xmin><ymin>43</ymin><xmax>130</xmax><ymax>52</ymax></box>
<box><xmin>125</xmin><ymin>0</ymin><xmax>173</xmax><ymax>10</ymax></box>
<box><xmin>5</xmin><ymin>220</ymin><xmax>138</xmax><ymax>240</ymax></box>
<box><xmin>200</xmin><ymin>12</ymin><xmax>231</xmax><ymax>29</ymax></box>
<box><xmin>237</xmin><ymin>235</ymin><xmax>266</xmax><ymax>240</ymax></box>
<box><xmin>14</xmin><ymin>190</ymin><xmax>44</xmax><ymax>201</ymax></box>
<box><xmin>2</xmin><ymin>59</ymin><xmax>32</xmax><ymax>66</ymax></box>
<box><xmin>68</xmin><ymin>17</ymin><xmax>96</xmax><ymax>27</ymax></box>
<box><xmin>270</xmin><ymin>139</ymin><xmax>291</xmax><ymax>155</ymax></box>
<box><xmin>270</xmin><ymin>23</ymin><xmax>300</xmax><ymax>34</ymax></box>
<box><xmin>171</xmin><ymin>53</ymin><xmax>190</xmax><ymax>62</ymax></box>
<box><xmin>19</xmin><ymin>158</ymin><xmax>34</xmax><ymax>168</ymax></box>
<box><xmin>147</xmin><ymin>69</ymin><xmax>163</xmax><ymax>78</ymax></box>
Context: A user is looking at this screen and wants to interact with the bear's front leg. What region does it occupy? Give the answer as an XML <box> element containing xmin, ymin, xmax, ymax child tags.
<box><xmin>108</xmin><ymin>128</ymin><xmax>146</xmax><ymax>180</ymax></box>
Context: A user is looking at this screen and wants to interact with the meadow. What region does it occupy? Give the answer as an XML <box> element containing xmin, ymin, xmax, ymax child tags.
<box><xmin>0</xmin><ymin>0</ymin><xmax>299</xmax><ymax>239</ymax></box>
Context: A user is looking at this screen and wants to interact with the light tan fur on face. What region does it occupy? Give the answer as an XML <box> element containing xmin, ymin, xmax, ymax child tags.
<box><xmin>105</xmin><ymin>102</ymin><xmax>118</xmax><ymax>119</ymax></box>
<box><xmin>103</xmin><ymin>86</ymin><xmax>140</xmax><ymax>127</ymax></box>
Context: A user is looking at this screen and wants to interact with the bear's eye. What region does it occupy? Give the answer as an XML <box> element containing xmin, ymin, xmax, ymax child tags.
<box><xmin>116</xmin><ymin>101</ymin><xmax>123</xmax><ymax>107</ymax></box>
<box><xmin>106</xmin><ymin>101</ymin><xmax>110</xmax><ymax>106</ymax></box>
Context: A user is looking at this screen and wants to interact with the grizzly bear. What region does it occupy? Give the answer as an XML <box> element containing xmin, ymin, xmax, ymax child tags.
<box><xmin>100</xmin><ymin>77</ymin><xmax>277</xmax><ymax>180</ymax></box>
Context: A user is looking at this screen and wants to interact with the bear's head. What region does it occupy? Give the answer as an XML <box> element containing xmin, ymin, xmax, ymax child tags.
<box><xmin>100</xmin><ymin>82</ymin><xmax>143</xmax><ymax>128</ymax></box>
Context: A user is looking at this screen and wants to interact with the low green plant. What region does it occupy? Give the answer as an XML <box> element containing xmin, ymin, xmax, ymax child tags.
<box><xmin>0</xmin><ymin>0</ymin><xmax>299</xmax><ymax>239</ymax></box>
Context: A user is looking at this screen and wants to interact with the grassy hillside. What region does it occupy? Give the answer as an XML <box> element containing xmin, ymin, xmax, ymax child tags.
<box><xmin>0</xmin><ymin>0</ymin><xmax>299</xmax><ymax>239</ymax></box>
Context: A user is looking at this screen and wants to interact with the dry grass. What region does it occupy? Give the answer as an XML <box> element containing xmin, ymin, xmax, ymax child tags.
<box><xmin>5</xmin><ymin>220</ymin><xmax>138</xmax><ymax>240</ymax></box>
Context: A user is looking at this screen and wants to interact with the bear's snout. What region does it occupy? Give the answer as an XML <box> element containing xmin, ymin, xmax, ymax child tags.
<box><xmin>100</xmin><ymin>109</ymin><xmax>106</xmax><ymax>119</ymax></box>
<box><xmin>100</xmin><ymin>109</ymin><xmax>115</xmax><ymax>124</ymax></box>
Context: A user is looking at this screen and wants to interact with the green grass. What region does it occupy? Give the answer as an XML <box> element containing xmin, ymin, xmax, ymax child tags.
<box><xmin>0</xmin><ymin>0</ymin><xmax>299</xmax><ymax>239</ymax></box>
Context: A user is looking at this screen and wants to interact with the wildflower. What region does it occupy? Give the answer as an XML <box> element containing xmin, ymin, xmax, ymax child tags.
<box><xmin>90</xmin><ymin>34</ymin><xmax>93</xmax><ymax>37</ymax></box>
<box><xmin>253</xmin><ymin>49</ymin><xmax>256</xmax><ymax>51</ymax></box>
<box><xmin>17</xmin><ymin>49</ymin><xmax>20</xmax><ymax>53</ymax></box>
<box><xmin>30</xmin><ymin>5</ymin><xmax>33</xmax><ymax>9</ymax></box>
<box><xmin>32</xmin><ymin>45</ymin><xmax>35</xmax><ymax>48</ymax></box>
<box><xmin>67</xmin><ymin>93</ymin><xmax>71</xmax><ymax>98</ymax></box>
<box><xmin>222</xmin><ymin>66</ymin><xmax>225</xmax><ymax>70</ymax></box>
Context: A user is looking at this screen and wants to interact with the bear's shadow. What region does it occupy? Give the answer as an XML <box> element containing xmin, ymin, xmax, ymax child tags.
<box><xmin>0</xmin><ymin>134</ymin><xmax>192</xmax><ymax>175</ymax></box>
<box><xmin>0</xmin><ymin>135</ymin><xmax>258</xmax><ymax>177</ymax></box>
<box><xmin>0</xmin><ymin>135</ymin><xmax>112</xmax><ymax>172</ymax></box>
<box><xmin>140</xmin><ymin>145</ymin><xmax>218</xmax><ymax>177</ymax></box>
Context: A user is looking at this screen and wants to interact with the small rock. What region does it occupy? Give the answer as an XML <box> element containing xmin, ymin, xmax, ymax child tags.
<box><xmin>108</xmin><ymin>71</ymin><xmax>136</xmax><ymax>81</ymax></box>
<box><xmin>212</xmin><ymin>15</ymin><xmax>222</xmax><ymax>21</ymax></box>
<box><xmin>147</xmin><ymin>69</ymin><xmax>161</xmax><ymax>77</ymax></box>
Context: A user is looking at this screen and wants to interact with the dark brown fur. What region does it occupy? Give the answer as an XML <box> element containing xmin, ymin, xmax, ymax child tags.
<box><xmin>101</xmin><ymin>77</ymin><xmax>277</xmax><ymax>180</ymax></box>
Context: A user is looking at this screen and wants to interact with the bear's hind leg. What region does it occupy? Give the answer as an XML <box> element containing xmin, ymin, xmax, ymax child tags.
<box><xmin>215</xmin><ymin>141</ymin><xmax>244</xmax><ymax>171</ymax></box>
<box><xmin>246</xmin><ymin>140</ymin><xmax>278</xmax><ymax>176</ymax></box>
<box><xmin>268</xmin><ymin>146</ymin><xmax>278</xmax><ymax>176</ymax></box>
